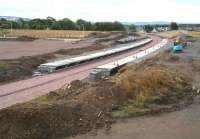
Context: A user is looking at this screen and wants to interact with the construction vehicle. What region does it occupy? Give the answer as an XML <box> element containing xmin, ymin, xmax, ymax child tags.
<box><xmin>173</xmin><ymin>44</ymin><xmax>183</xmax><ymax>53</ymax></box>
<box><xmin>173</xmin><ymin>36</ymin><xmax>186</xmax><ymax>53</ymax></box>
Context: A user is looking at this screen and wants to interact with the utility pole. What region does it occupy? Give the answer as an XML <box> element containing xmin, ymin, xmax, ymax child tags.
<box><xmin>10</xmin><ymin>22</ymin><xmax>13</xmax><ymax>33</ymax></box>
<box><xmin>82</xmin><ymin>24</ymin><xmax>85</xmax><ymax>37</ymax></box>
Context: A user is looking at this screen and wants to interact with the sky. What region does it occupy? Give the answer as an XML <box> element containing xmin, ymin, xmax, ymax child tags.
<box><xmin>0</xmin><ymin>0</ymin><xmax>200</xmax><ymax>23</ymax></box>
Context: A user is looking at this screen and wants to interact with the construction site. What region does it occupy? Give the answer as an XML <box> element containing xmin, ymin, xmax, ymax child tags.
<box><xmin>0</xmin><ymin>0</ymin><xmax>200</xmax><ymax>138</ymax></box>
<box><xmin>0</xmin><ymin>28</ymin><xmax>200</xmax><ymax>139</ymax></box>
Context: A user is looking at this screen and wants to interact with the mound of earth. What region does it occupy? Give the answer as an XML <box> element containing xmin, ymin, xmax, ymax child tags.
<box><xmin>0</xmin><ymin>54</ymin><xmax>55</xmax><ymax>84</ymax></box>
<box><xmin>16</xmin><ymin>36</ymin><xmax>38</xmax><ymax>41</ymax></box>
<box><xmin>0</xmin><ymin>80</ymin><xmax>125</xmax><ymax>139</ymax></box>
<box><xmin>0</xmin><ymin>60</ymin><xmax>194</xmax><ymax>139</ymax></box>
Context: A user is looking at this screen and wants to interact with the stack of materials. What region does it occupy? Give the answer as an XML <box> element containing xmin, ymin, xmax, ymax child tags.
<box><xmin>90</xmin><ymin>39</ymin><xmax>169</xmax><ymax>80</ymax></box>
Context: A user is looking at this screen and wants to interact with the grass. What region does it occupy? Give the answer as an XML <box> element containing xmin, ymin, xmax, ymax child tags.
<box><xmin>112</xmin><ymin>106</ymin><xmax>150</xmax><ymax>118</ymax></box>
<box><xmin>0</xmin><ymin>61</ymin><xmax>10</xmax><ymax>69</ymax></box>
<box><xmin>0</xmin><ymin>29</ymin><xmax>9</xmax><ymax>36</ymax></box>
<box><xmin>34</xmin><ymin>96</ymin><xmax>50</xmax><ymax>102</ymax></box>
<box><xmin>113</xmin><ymin>65</ymin><xmax>192</xmax><ymax>117</ymax></box>
<box><xmin>168</xmin><ymin>54</ymin><xmax>182</xmax><ymax>62</ymax></box>
<box><xmin>0</xmin><ymin>29</ymin><xmax>94</xmax><ymax>38</ymax></box>
<box><xmin>188</xmin><ymin>31</ymin><xmax>200</xmax><ymax>38</ymax></box>
<box><xmin>157</xmin><ymin>30</ymin><xmax>182</xmax><ymax>38</ymax></box>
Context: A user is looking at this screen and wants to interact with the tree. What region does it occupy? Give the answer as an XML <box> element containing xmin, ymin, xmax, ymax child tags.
<box><xmin>29</xmin><ymin>19</ymin><xmax>48</xmax><ymax>29</ymax></box>
<box><xmin>45</xmin><ymin>17</ymin><xmax>56</xmax><ymax>29</ymax></box>
<box><xmin>46</xmin><ymin>16</ymin><xmax>56</xmax><ymax>22</ymax></box>
<box><xmin>17</xmin><ymin>18</ymin><xmax>29</xmax><ymax>29</ymax></box>
<box><xmin>51</xmin><ymin>18</ymin><xmax>77</xmax><ymax>30</ymax></box>
<box><xmin>113</xmin><ymin>21</ymin><xmax>125</xmax><ymax>31</ymax></box>
<box><xmin>94</xmin><ymin>21</ymin><xmax>125</xmax><ymax>31</ymax></box>
<box><xmin>76</xmin><ymin>19</ymin><xmax>94</xmax><ymax>31</ymax></box>
<box><xmin>0</xmin><ymin>17</ymin><xmax>127</xmax><ymax>31</ymax></box>
<box><xmin>143</xmin><ymin>25</ymin><xmax>154</xmax><ymax>33</ymax></box>
<box><xmin>170</xmin><ymin>22</ymin><xmax>179</xmax><ymax>30</ymax></box>
<box><xmin>129</xmin><ymin>24</ymin><xmax>136</xmax><ymax>32</ymax></box>
<box><xmin>0</xmin><ymin>19</ymin><xmax>18</xmax><ymax>29</ymax></box>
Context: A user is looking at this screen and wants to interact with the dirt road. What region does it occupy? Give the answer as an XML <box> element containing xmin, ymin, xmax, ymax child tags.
<box><xmin>0</xmin><ymin>39</ymin><xmax>93</xmax><ymax>59</ymax></box>
<box><xmin>69</xmin><ymin>101</ymin><xmax>200</xmax><ymax>139</ymax></box>
<box><xmin>0</xmin><ymin>36</ymin><xmax>161</xmax><ymax>109</ymax></box>
<box><xmin>0</xmin><ymin>33</ymin><xmax>123</xmax><ymax>60</ymax></box>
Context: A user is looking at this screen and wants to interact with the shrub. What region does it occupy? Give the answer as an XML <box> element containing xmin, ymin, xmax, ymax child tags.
<box><xmin>119</xmin><ymin>66</ymin><xmax>191</xmax><ymax>105</ymax></box>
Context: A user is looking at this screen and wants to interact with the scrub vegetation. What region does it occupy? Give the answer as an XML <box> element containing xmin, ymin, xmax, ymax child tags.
<box><xmin>188</xmin><ymin>31</ymin><xmax>200</xmax><ymax>38</ymax></box>
<box><xmin>156</xmin><ymin>30</ymin><xmax>182</xmax><ymax>39</ymax></box>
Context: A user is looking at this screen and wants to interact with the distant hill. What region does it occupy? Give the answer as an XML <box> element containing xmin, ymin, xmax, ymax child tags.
<box><xmin>123</xmin><ymin>21</ymin><xmax>170</xmax><ymax>26</ymax></box>
<box><xmin>0</xmin><ymin>16</ymin><xmax>30</xmax><ymax>21</ymax></box>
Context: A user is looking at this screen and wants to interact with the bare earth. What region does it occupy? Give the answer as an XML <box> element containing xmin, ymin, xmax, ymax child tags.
<box><xmin>0</xmin><ymin>36</ymin><xmax>160</xmax><ymax>109</ymax></box>
<box><xmin>68</xmin><ymin>37</ymin><xmax>200</xmax><ymax>139</ymax></box>
<box><xmin>69</xmin><ymin>102</ymin><xmax>200</xmax><ymax>139</ymax></box>
<box><xmin>0</xmin><ymin>39</ymin><xmax>93</xmax><ymax>59</ymax></box>
<box><xmin>0</xmin><ymin>32</ymin><xmax>124</xmax><ymax>60</ymax></box>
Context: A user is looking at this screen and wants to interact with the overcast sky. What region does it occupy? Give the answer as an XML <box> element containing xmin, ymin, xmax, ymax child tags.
<box><xmin>0</xmin><ymin>0</ymin><xmax>199</xmax><ymax>23</ymax></box>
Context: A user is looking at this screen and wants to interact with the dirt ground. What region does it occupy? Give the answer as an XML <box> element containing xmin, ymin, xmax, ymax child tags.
<box><xmin>0</xmin><ymin>32</ymin><xmax>116</xmax><ymax>60</ymax></box>
<box><xmin>0</xmin><ymin>32</ymin><xmax>134</xmax><ymax>84</ymax></box>
<box><xmin>69</xmin><ymin>36</ymin><xmax>200</xmax><ymax>139</ymax></box>
<box><xmin>0</xmin><ymin>35</ymin><xmax>199</xmax><ymax>139</ymax></box>
<box><xmin>70</xmin><ymin>102</ymin><xmax>200</xmax><ymax>139</ymax></box>
<box><xmin>154</xmin><ymin>30</ymin><xmax>182</xmax><ymax>39</ymax></box>
<box><xmin>0</xmin><ymin>40</ymin><xmax>117</xmax><ymax>84</ymax></box>
<box><xmin>0</xmin><ymin>32</ymin><xmax>141</xmax><ymax>60</ymax></box>
<box><xmin>0</xmin><ymin>43</ymin><xmax>106</xmax><ymax>84</ymax></box>
<box><xmin>0</xmin><ymin>39</ymin><xmax>88</xmax><ymax>59</ymax></box>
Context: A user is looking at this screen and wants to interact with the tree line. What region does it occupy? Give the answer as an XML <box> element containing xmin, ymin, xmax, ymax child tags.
<box><xmin>142</xmin><ymin>22</ymin><xmax>179</xmax><ymax>33</ymax></box>
<box><xmin>0</xmin><ymin>17</ymin><xmax>130</xmax><ymax>31</ymax></box>
<box><xmin>0</xmin><ymin>16</ymin><xmax>181</xmax><ymax>32</ymax></box>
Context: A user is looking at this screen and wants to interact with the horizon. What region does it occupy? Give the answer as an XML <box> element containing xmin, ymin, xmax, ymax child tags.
<box><xmin>1</xmin><ymin>16</ymin><xmax>199</xmax><ymax>25</ymax></box>
<box><xmin>0</xmin><ymin>0</ymin><xmax>200</xmax><ymax>23</ymax></box>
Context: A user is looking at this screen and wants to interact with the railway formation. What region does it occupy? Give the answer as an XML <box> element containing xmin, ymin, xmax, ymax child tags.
<box><xmin>90</xmin><ymin>39</ymin><xmax>168</xmax><ymax>80</ymax></box>
<box><xmin>37</xmin><ymin>38</ymin><xmax>152</xmax><ymax>73</ymax></box>
<box><xmin>0</xmin><ymin>36</ymin><xmax>162</xmax><ymax>109</ymax></box>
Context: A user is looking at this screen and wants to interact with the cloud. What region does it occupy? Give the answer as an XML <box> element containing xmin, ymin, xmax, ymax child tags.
<box><xmin>0</xmin><ymin>0</ymin><xmax>199</xmax><ymax>22</ymax></box>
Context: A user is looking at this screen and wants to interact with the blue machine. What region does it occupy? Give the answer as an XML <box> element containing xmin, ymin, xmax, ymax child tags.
<box><xmin>173</xmin><ymin>44</ymin><xmax>183</xmax><ymax>52</ymax></box>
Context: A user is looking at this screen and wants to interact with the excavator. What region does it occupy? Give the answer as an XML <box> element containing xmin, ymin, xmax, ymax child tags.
<box><xmin>173</xmin><ymin>36</ymin><xmax>187</xmax><ymax>53</ymax></box>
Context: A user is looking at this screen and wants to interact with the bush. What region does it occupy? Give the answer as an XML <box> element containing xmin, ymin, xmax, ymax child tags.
<box><xmin>119</xmin><ymin>66</ymin><xmax>191</xmax><ymax>105</ymax></box>
<box><xmin>143</xmin><ymin>25</ymin><xmax>154</xmax><ymax>33</ymax></box>
<box><xmin>170</xmin><ymin>22</ymin><xmax>179</xmax><ymax>30</ymax></box>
